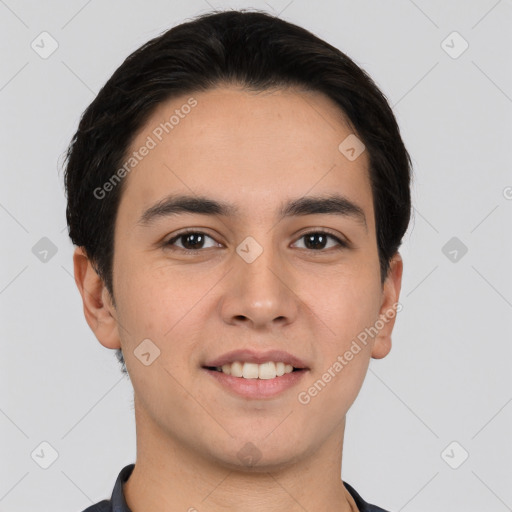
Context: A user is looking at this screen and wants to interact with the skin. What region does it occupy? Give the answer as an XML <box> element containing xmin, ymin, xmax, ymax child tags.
<box><xmin>74</xmin><ymin>85</ymin><xmax>402</xmax><ymax>512</ymax></box>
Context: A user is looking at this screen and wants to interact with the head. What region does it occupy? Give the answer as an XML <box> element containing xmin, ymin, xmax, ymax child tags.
<box><xmin>65</xmin><ymin>9</ymin><xmax>411</xmax><ymax>469</ymax></box>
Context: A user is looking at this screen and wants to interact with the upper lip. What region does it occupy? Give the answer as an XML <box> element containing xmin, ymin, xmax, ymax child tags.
<box><xmin>203</xmin><ymin>349</ymin><xmax>309</xmax><ymax>369</ymax></box>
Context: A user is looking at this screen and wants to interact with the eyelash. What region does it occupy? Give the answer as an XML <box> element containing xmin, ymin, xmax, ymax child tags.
<box><xmin>164</xmin><ymin>229</ymin><xmax>349</xmax><ymax>255</ymax></box>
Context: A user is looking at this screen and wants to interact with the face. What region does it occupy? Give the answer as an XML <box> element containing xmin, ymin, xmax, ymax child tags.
<box><xmin>76</xmin><ymin>85</ymin><xmax>402</xmax><ymax>470</ymax></box>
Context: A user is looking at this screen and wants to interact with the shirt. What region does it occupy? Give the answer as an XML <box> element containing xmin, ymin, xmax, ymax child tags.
<box><xmin>81</xmin><ymin>464</ymin><xmax>391</xmax><ymax>512</ymax></box>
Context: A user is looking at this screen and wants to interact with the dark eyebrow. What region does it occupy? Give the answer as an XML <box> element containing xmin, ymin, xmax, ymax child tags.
<box><xmin>137</xmin><ymin>195</ymin><xmax>238</xmax><ymax>226</ymax></box>
<box><xmin>280</xmin><ymin>194</ymin><xmax>367</xmax><ymax>229</ymax></box>
<box><xmin>137</xmin><ymin>193</ymin><xmax>367</xmax><ymax>230</ymax></box>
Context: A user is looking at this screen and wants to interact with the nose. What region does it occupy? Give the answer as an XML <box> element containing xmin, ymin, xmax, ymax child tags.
<box><xmin>219</xmin><ymin>240</ymin><xmax>299</xmax><ymax>330</ymax></box>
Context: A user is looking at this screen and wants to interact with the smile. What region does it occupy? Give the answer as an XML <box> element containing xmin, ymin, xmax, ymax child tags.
<box><xmin>205</xmin><ymin>361</ymin><xmax>301</xmax><ymax>379</ymax></box>
<box><xmin>202</xmin><ymin>364</ymin><xmax>308</xmax><ymax>399</ymax></box>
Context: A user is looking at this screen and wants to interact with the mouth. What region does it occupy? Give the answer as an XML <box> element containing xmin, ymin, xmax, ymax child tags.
<box><xmin>202</xmin><ymin>349</ymin><xmax>309</xmax><ymax>378</ymax></box>
<box><xmin>202</xmin><ymin>361</ymin><xmax>306</xmax><ymax>379</ymax></box>
<box><xmin>201</xmin><ymin>349</ymin><xmax>309</xmax><ymax>399</ymax></box>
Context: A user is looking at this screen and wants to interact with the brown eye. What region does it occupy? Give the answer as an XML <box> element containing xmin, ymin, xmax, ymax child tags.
<box><xmin>165</xmin><ymin>231</ymin><xmax>219</xmax><ymax>252</ymax></box>
<box><xmin>292</xmin><ymin>231</ymin><xmax>347</xmax><ymax>251</ymax></box>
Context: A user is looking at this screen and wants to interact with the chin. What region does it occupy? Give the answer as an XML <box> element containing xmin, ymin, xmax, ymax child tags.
<box><xmin>207</xmin><ymin>440</ymin><xmax>307</xmax><ymax>473</ymax></box>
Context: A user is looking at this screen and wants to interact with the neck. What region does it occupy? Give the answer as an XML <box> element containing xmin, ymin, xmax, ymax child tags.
<box><xmin>123</xmin><ymin>397</ymin><xmax>358</xmax><ymax>512</ymax></box>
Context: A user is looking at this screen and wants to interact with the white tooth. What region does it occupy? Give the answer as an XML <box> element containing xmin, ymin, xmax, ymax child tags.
<box><xmin>275</xmin><ymin>362</ymin><xmax>285</xmax><ymax>377</ymax></box>
<box><xmin>242</xmin><ymin>362</ymin><xmax>259</xmax><ymax>379</ymax></box>
<box><xmin>231</xmin><ymin>361</ymin><xmax>243</xmax><ymax>377</ymax></box>
<box><xmin>220</xmin><ymin>361</ymin><xmax>297</xmax><ymax>378</ymax></box>
<box><xmin>258</xmin><ymin>361</ymin><xmax>277</xmax><ymax>380</ymax></box>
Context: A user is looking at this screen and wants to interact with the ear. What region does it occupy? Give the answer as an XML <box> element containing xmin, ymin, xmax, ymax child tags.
<box><xmin>73</xmin><ymin>246</ymin><xmax>120</xmax><ymax>350</ymax></box>
<box><xmin>371</xmin><ymin>252</ymin><xmax>403</xmax><ymax>359</ymax></box>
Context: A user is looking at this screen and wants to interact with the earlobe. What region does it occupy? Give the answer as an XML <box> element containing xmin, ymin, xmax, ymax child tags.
<box><xmin>72</xmin><ymin>246</ymin><xmax>121</xmax><ymax>350</ymax></box>
<box><xmin>371</xmin><ymin>252</ymin><xmax>403</xmax><ymax>360</ymax></box>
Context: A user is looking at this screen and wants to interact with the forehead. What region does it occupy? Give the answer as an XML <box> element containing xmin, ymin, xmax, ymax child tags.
<box><xmin>116</xmin><ymin>86</ymin><xmax>374</xmax><ymax>227</ymax></box>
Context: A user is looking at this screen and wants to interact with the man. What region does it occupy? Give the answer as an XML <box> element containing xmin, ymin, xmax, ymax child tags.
<box><xmin>65</xmin><ymin>9</ymin><xmax>411</xmax><ymax>512</ymax></box>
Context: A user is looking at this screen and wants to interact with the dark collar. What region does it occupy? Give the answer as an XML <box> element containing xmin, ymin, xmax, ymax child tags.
<box><xmin>111</xmin><ymin>464</ymin><xmax>134</xmax><ymax>512</ymax></box>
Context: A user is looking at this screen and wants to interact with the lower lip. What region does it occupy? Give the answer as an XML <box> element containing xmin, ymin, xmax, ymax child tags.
<box><xmin>203</xmin><ymin>368</ymin><xmax>308</xmax><ymax>399</ymax></box>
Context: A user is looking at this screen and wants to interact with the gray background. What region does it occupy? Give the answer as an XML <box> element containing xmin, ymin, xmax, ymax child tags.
<box><xmin>1</xmin><ymin>0</ymin><xmax>511</xmax><ymax>511</ymax></box>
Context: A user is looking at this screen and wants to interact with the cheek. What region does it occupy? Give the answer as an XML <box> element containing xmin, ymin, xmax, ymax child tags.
<box><xmin>297</xmin><ymin>286</ymin><xmax>379</xmax><ymax>422</ymax></box>
<box><xmin>305</xmin><ymin>267</ymin><xmax>382</xmax><ymax>343</ymax></box>
<box><xmin>115</xmin><ymin>264</ymin><xmax>200</xmax><ymax>402</ymax></box>
<box><xmin>113</xmin><ymin>257</ymin><xmax>218</xmax><ymax>377</ymax></box>
<box><xmin>115</xmin><ymin>255</ymin><xmax>190</xmax><ymax>331</ymax></box>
